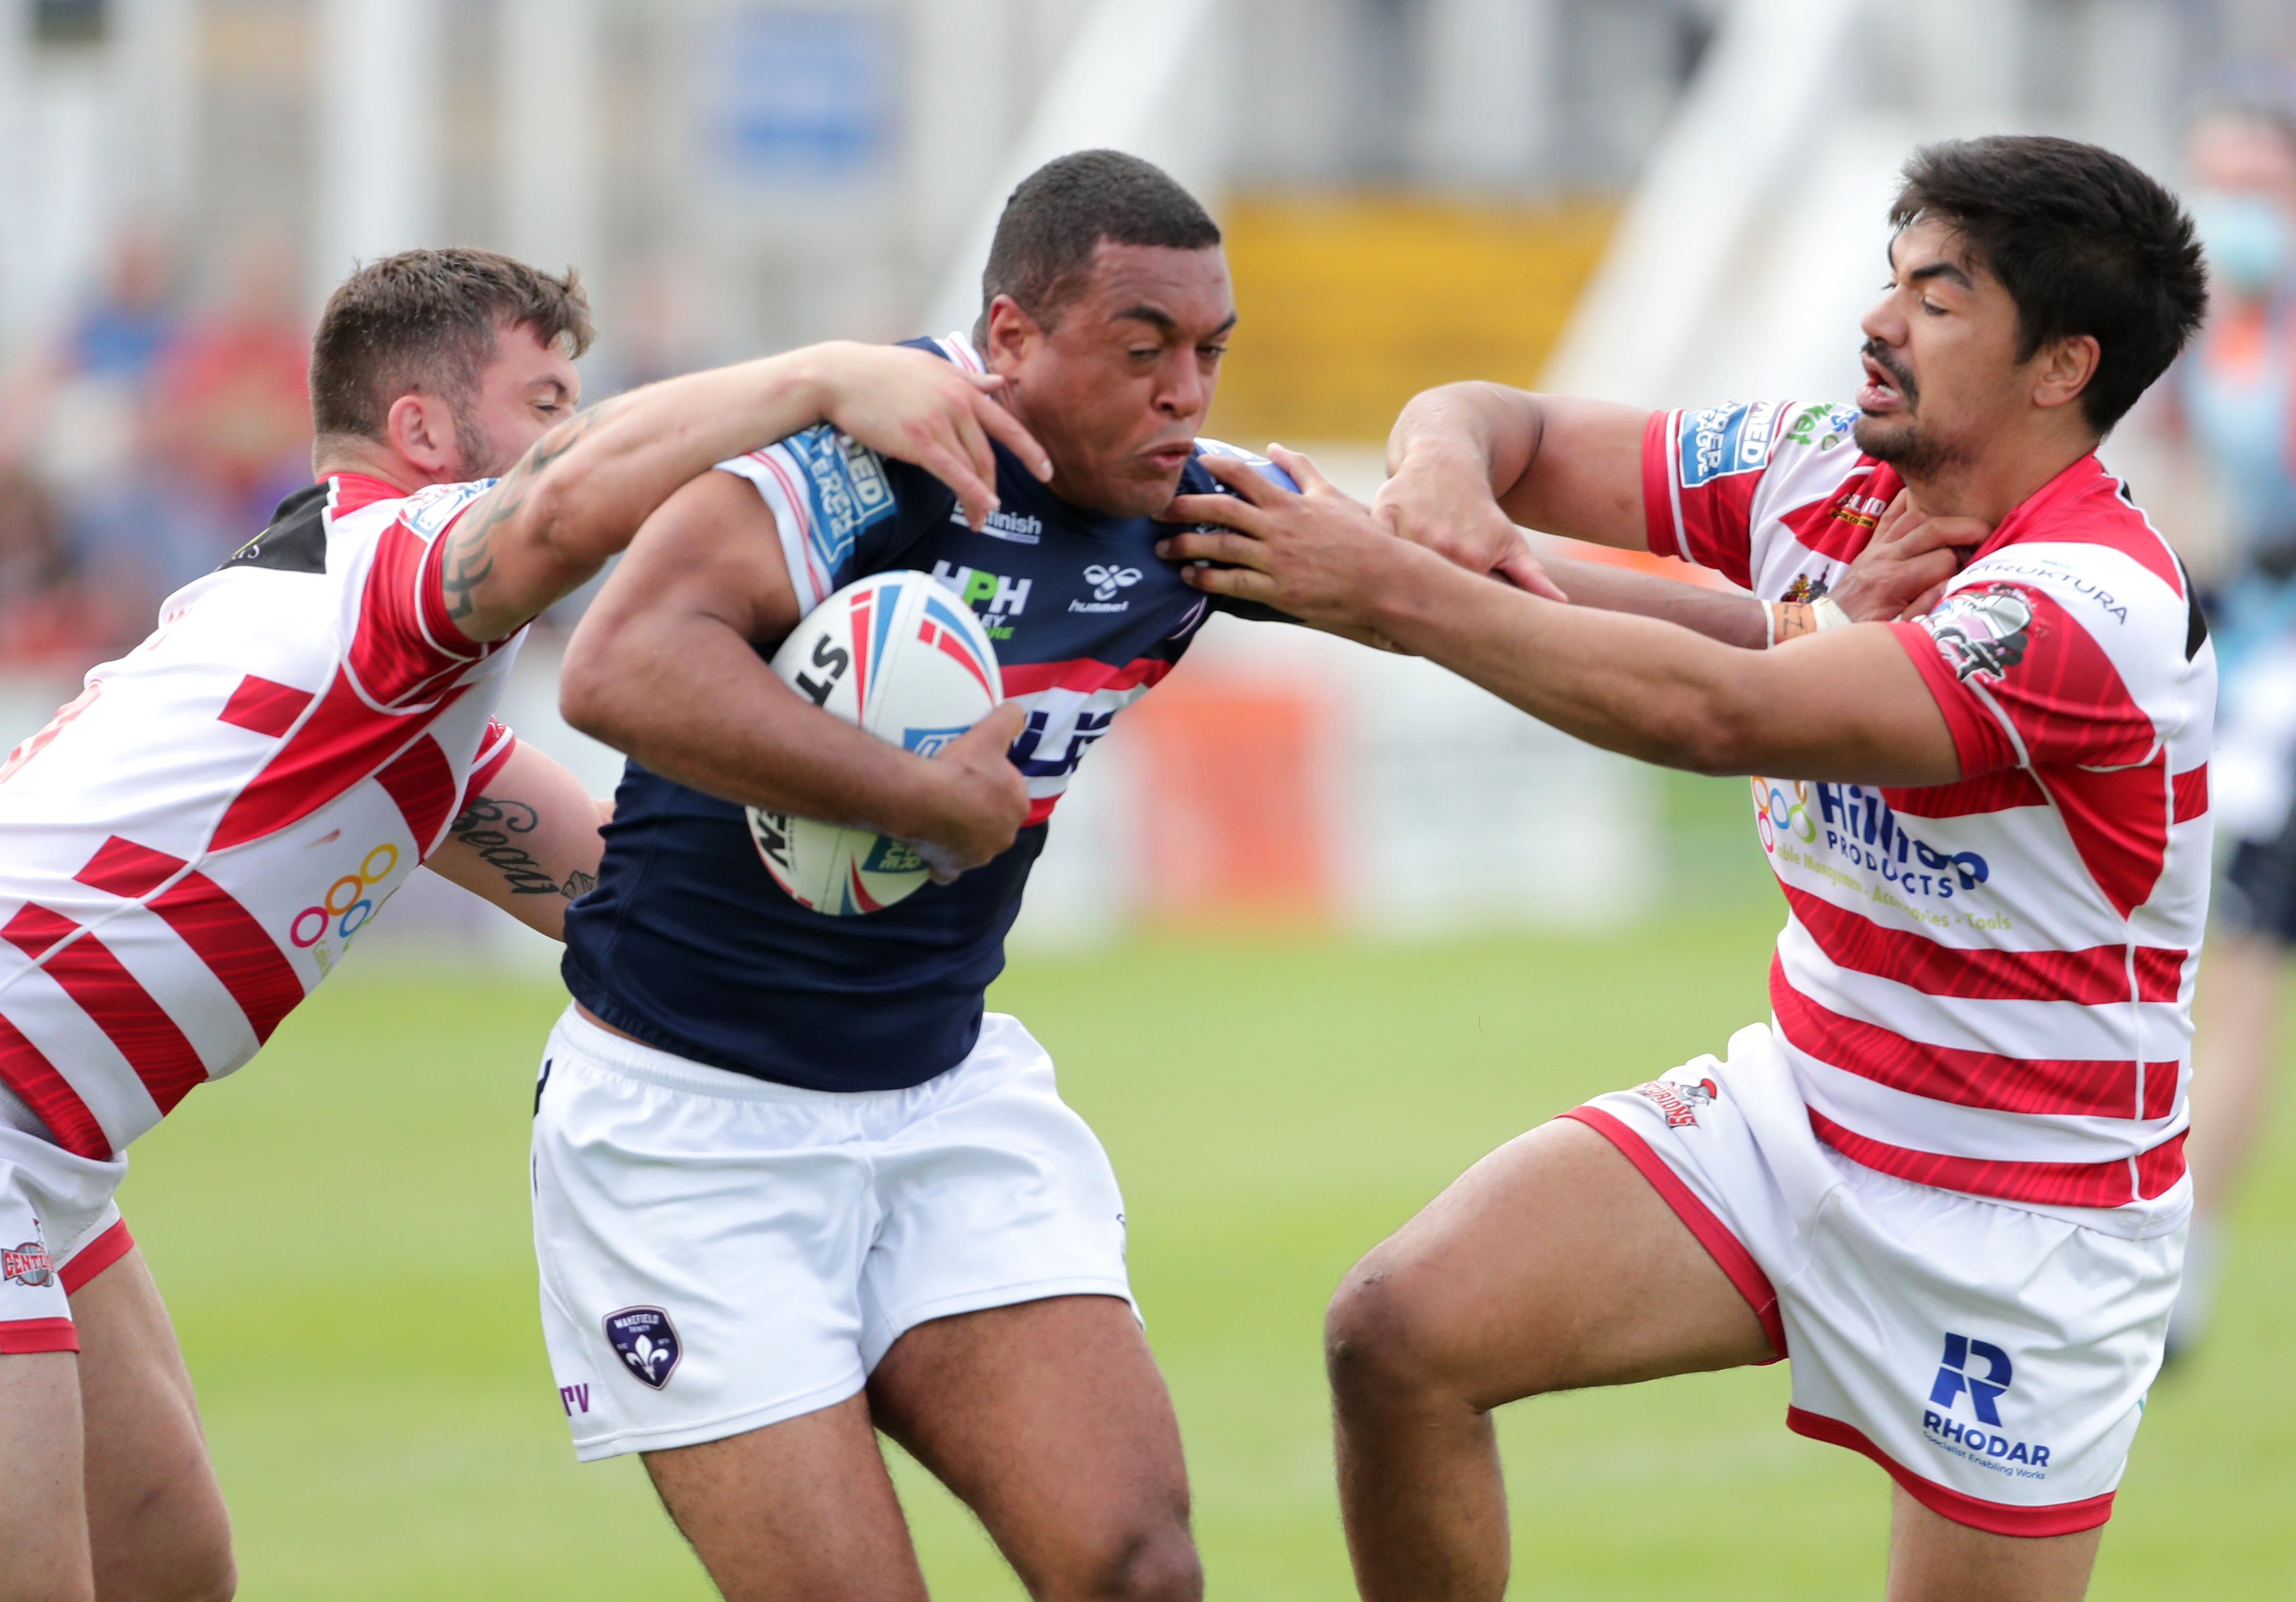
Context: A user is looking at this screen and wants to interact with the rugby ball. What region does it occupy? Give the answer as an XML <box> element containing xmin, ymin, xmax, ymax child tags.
<box><xmin>747</xmin><ymin>572</ymin><xmax>1003</xmax><ymax>915</ymax></box>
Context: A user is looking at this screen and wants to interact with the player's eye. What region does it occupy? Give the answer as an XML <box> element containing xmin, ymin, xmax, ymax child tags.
<box><xmin>1201</xmin><ymin>344</ymin><xmax>1227</xmax><ymax>360</ymax></box>
<box><xmin>1921</xmin><ymin>300</ymin><xmax>1947</xmax><ymax>317</ymax></box>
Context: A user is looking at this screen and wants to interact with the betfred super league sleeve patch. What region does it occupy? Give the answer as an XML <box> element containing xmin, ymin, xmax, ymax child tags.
<box><xmin>399</xmin><ymin>478</ymin><xmax>496</xmax><ymax>539</ymax></box>
<box><xmin>1678</xmin><ymin>401</ymin><xmax>1788</xmax><ymax>487</ymax></box>
<box><xmin>782</xmin><ymin>425</ymin><xmax>898</xmax><ymax>580</ymax></box>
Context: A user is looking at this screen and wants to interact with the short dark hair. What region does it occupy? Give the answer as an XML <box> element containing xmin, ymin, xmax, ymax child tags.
<box><xmin>309</xmin><ymin>248</ymin><xmax>593</xmax><ymax>443</ymax></box>
<box><xmin>1889</xmin><ymin>136</ymin><xmax>2206</xmax><ymax>434</ymax></box>
<box><xmin>974</xmin><ymin>149</ymin><xmax>1221</xmax><ymax>345</ymax></box>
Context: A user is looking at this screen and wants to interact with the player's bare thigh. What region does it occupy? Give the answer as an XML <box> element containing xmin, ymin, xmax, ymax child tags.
<box><xmin>642</xmin><ymin>1298</ymin><xmax>1195</xmax><ymax>1602</ymax></box>
<box><xmin>0</xmin><ymin>1349</ymin><xmax>91</xmax><ymax>1602</ymax></box>
<box><xmin>1886</xmin><ymin>1487</ymin><xmax>2101</xmax><ymax>1602</ymax></box>
<box><xmin>867</xmin><ymin>1295</ymin><xmax>1199</xmax><ymax>1602</ymax></box>
<box><xmin>643</xmin><ymin>1392</ymin><xmax>930</xmax><ymax>1602</ymax></box>
<box><xmin>74</xmin><ymin>1247</ymin><xmax>235</xmax><ymax>1602</ymax></box>
<box><xmin>1327</xmin><ymin>1116</ymin><xmax>1774</xmax><ymax>1409</ymax></box>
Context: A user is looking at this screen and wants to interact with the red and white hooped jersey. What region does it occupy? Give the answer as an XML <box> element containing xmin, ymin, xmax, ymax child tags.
<box><xmin>1644</xmin><ymin>403</ymin><xmax>2213</xmax><ymax>1236</ymax></box>
<box><xmin>0</xmin><ymin>473</ymin><xmax>521</xmax><ymax>1160</ymax></box>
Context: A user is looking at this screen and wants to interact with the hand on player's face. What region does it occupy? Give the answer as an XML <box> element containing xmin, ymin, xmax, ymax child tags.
<box><xmin>815</xmin><ymin>344</ymin><xmax>1052</xmax><ymax>533</ymax></box>
<box><xmin>905</xmin><ymin>701</ymin><xmax>1030</xmax><ymax>883</ymax></box>
<box><xmin>1829</xmin><ymin>489</ymin><xmax>1990</xmax><ymax>622</ymax></box>
<box><xmin>986</xmin><ymin>244</ymin><xmax>1236</xmax><ymax>519</ymax></box>
<box><xmin>1156</xmin><ymin>447</ymin><xmax>1415</xmax><ymax>632</ymax></box>
<box><xmin>1370</xmin><ymin>457</ymin><xmax>1569</xmax><ymax>601</ymax></box>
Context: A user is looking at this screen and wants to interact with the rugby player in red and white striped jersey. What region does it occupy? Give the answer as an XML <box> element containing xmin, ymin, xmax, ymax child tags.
<box><xmin>0</xmin><ymin>249</ymin><xmax>1046</xmax><ymax>1602</ymax></box>
<box><xmin>1163</xmin><ymin>136</ymin><xmax>2211</xmax><ymax>1600</ymax></box>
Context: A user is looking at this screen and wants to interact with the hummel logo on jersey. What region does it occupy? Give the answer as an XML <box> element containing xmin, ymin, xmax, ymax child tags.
<box><xmin>1071</xmin><ymin>565</ymin><xmax>1143</xmax><ymax>613</ymax></box>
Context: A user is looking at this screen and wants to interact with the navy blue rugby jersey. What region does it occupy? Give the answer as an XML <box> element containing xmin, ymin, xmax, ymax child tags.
<box><xmin>562</xmin><ymin>332</ymin><xmax>1286</xmax><ymax>1091</ymax></box>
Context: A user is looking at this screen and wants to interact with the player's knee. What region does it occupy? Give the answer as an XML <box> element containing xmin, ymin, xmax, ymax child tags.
<box><xmin>1325</xmin><ymin>1257</ymin><xmax>1448</xmax><ymax>1404</ymax></box>
<box><xmin>1060</xmin><ymin>1518</ymin><xmax>1201</xmax><ymax>1602</ymax></box>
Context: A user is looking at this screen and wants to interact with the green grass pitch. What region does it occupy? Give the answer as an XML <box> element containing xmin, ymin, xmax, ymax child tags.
<box><xmin>119</xmin><ymin>912</ymin><xmax>2296</xmax><ymax>1597</ymax></box>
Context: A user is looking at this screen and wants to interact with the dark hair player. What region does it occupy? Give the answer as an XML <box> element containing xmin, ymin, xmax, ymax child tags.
<box><xmin>534</xmin><ymin>147</ymin><xmax>1974</xmax><ymax>1602</ymax></box>
<box><xmin>1164</xmin><ymin>135</ymin><xmax>2212</xmax><ymax>1601</ymax></box>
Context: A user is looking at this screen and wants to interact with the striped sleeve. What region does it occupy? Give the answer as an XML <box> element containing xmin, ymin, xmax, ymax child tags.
<box><xmin>1894</xmin><ymin>584</ymin><xmax>2158</xmax><ymax>774</ymax></box>
<box><xmin>716</xmin><ymin>425</ymin><xmax>900</xmax><ymax>615</ymax></box>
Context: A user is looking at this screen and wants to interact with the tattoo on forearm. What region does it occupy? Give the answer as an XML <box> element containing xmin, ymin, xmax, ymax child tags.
<box><xmin>438</xmin><ymin>399</ymin><xmax>620</xmax><ymax>621</ymax></box>
<box><xmin>449</xmin><ymin>796</ymin><xmax>594</xmax><ymax>898</ymax></box>
<box><xmin>1771</xmin><ymin>601</ymin><xmax>1819</xmax><ymax>644</ymax></box>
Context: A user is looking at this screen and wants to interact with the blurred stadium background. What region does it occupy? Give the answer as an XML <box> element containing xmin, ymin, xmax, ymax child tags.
<box><xmin>5</xmin><ymin>0</ymin><xmax>2295</xmax><ymax>1595</ymax></box>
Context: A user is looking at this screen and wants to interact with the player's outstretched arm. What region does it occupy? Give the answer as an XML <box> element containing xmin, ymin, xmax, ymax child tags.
<box><xmin>1376</xmin><ymin>385</ymin><xmax>1985</xmax><ymax>644</ymax></box>
<box><xmin>1162</xmin><ymin>451</ymin><xmax>1962</xmax><ymax>786</ymax></box>
<box><xmin>558</xmin><ymin>471</ymin><xmax>1029</xmax><ymax>874</ymax></box>
<box><xmin>422</xmin><ymin>741</ymin><xmax>613</xmax><ymax>941</ymax></box>
<box><xmin>434</xmin><ymin>343</ymin><xmax>1053</xmax><ymax>643</ymax></box>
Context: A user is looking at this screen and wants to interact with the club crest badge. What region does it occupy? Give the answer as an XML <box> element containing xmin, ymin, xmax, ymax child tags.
<box><xmin>2</xmin><ymin>1240</ymin><xmax>54</xmax><ymax>1288</ymax></box>
<box><xmin>603</xmin><ymin>1305</ymin><xmax>682</xmax><ymax>1389</ymax></box>
<box><xmin>1633</xmin><ymin>1075</ymin><xmax>1720</xmax><ymax>1131</ymax></box>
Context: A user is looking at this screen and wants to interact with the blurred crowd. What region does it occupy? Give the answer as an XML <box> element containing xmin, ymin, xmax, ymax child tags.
<box><xmin>0</xmin><ymin>231</ymin><xmax>311</xmax><ymax>672</ymax></box>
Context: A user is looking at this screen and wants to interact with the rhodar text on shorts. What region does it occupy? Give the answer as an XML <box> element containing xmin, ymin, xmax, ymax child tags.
<box><xmin>0</xmin><ymin>1122</ymin><xmax>134</xmax><ymax>1351</ymax></box>
<box><xmin>530</xmin><ymin>1006</ymin><xmax>1136</xmax><ymax>1461</ymax></box>
<box><xmin>1565</xmin><ymin>1024</ymin><xmax>2181</xmax><ymax>1537</ymax></box>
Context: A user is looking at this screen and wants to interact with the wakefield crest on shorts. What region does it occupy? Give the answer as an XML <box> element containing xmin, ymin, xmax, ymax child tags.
<box><xmin>562</xmin><ymin>333</ymin><xmax>1283</xmax><ymax>1092</ymax></box>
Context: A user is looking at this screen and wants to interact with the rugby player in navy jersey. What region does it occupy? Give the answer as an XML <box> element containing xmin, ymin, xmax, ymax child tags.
<box><xmin>540</xmin><ymin>150</ymin><xmax>1982</xmax><ymax>1602</ymax></box>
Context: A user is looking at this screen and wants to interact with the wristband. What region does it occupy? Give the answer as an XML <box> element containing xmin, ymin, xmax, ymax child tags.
<box><xmin>1811</xmin><ymin>597</ymin><xmax>1852</xmax><ymax>630</ymax></box>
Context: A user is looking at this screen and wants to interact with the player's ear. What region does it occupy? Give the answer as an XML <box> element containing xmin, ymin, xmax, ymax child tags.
<box><xmin>982</xmin><ymin>295</ymin><xmax>1040</xmax><ymax>372</ymax></box>
<box><xmin>386</xmin><ymin>391</ymin><xmax>456</xmax><ymax>475</ymax></box>
<box><xmin>2032</xmin><ymin>333</ymin><xmax>2100</xmax><ymax>415</ymax></box>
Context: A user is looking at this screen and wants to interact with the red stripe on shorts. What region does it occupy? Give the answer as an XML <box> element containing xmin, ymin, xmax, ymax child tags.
<box><xmin>1560</xmin><ymin>1106</ymin><xmax>1786</xmax><ymax>1363</ymax></box>
<box><xmin>1786</xmin><ymin>1406</ymin><xmax>2115</xmax><ymax>1536</ymax></box>
<box><xmin>0</xmin><ymin>1317</ymin><xmax>78</xmax><ymax>1354</ymax></box>
<box><xmin>59</xmin><ymin>1218</ymin><xmax>133</xmax><ymax>1294</ymax></box>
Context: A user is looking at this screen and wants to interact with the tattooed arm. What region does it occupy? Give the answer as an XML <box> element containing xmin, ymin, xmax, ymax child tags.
<box><xmin>434</xmin><ymin>341</ymin><xmax>1053</xmax><ymax>643</ymax></box>
<box><xmin>422</xmin><ymin>740</ymin><xmax>613</xmax><ymax>941</ymax></box>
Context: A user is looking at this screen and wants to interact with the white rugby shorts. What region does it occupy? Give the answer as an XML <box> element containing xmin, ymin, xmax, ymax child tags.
<box><xmin>530</xmin><ymin>1005</ymin><xmax>1136</xmax><ymax>1461</ymax></box>
<box><xmin>0</xmin><ymin>1122</ymin><xmax>132</xmax><ymax>1353</ymax></box>
<box><xmin>1565</xmin><ymin>1023</ymin><xmax>2181</xmax><ymax>1538</ymax></box>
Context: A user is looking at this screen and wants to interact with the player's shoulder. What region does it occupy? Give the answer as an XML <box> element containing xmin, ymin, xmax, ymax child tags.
<box><xmin>217</xmin><ymin>473</ymin><xmax>492</xmax><ymax>580</ymax></box>
<box><xmin>1965</xmin><ymin>459</ymin><xmax>2198</xmax><ymax>638</ymax></box>
<box><xmin>1664</xmin><ymin>399</ymin><xmax>1866</xmax><ymax>497</ymax></box>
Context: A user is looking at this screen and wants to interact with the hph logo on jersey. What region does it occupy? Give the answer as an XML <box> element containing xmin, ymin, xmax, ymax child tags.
<box><xmin>602</xmin><ymin>1306</ymin><xmax>682</xmax><ymax>1390</ymax></box>
<box><xmin>1922</xmin><ymin>1332</ymin><xmax>2052</xmax><ymax>1476</ymax></box>
<box><xmin>930</xmin><ymin>561</ymin><xmax>1030</xmax><ymax>640</ymax></box>
<box><xmin>1632</xmin><ymin>1075</ymin><xmax>1717</xmax><ymax>1130</ymax></box>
